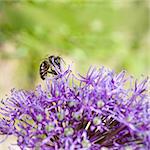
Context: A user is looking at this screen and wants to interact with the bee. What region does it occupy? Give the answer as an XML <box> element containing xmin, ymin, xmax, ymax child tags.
<box><xmin>39</xmin><ymin>55</ymin><xmax>63</xmax><ymax>80</ymax></box>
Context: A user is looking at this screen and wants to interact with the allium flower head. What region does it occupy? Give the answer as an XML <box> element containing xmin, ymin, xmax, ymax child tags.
<box><xmin>0</xmin><ymin>63</ymin><xmax>150</xmax><ymax>150</ymax></box>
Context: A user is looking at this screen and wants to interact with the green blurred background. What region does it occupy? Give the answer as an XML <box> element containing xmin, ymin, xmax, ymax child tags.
<box><xmin>0</xmin><ymin>0</ymin><xmax>149</xmax><ymax>98</ymax></box>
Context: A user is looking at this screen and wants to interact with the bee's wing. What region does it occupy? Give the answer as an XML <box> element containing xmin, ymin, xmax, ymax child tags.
<box><xmin>54</xmin><ymin>56</ymin><xmax>65</xmax><ymax>69</ymax></box>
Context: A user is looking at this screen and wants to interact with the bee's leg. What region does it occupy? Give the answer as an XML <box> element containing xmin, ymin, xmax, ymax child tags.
<box><xmin>48</xmin><ymin>70</ymin><xmax>57</xmax><ymax>75</ymax></box>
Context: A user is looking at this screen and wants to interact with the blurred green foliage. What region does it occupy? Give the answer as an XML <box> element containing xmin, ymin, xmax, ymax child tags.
<box><xmin>0</xmin><ymin>0</ymin><xmax>149</xmax><ymax>91</ymax></box>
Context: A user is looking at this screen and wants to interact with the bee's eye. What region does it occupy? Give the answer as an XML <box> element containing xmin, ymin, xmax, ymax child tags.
<box><xmin>54</xmin><ymin>57</ymin><xmax>60</xmax><ymax>65</ymax></box>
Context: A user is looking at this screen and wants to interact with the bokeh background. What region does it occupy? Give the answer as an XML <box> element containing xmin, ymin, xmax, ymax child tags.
<box><xmin>0</xmin><ymin>0</ymin><xmax>150</xmax><ymax>97</ymax></box>
<box><xmin>0</xmin><ymin>0</ymin><xmax>149</xmax><ymax>149</ymax></box>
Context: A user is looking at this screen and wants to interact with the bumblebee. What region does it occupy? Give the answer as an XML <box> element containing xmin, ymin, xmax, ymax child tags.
<box><xmin>39</xmin><ymin>55</ymin><xmax>63</xmax><ymax>80</ymax></box>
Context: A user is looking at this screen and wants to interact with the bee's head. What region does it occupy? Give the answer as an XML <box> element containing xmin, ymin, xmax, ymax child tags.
<box><xmin>54</xmin><ymin>56</ymin><xmax>61</xmax><ymax>66</ymax></box>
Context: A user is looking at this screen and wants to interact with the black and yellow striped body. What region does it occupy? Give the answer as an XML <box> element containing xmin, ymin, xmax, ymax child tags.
<box><xmin>39</xmin><ymin>56</ymin><xmax>63</xmax><ymax>80</ymax></box>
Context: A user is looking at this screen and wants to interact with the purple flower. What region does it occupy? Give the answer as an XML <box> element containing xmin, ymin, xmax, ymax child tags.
<box><xmin>0</xmin><ymin>64</ymin><xmax>150</xmax><ymax>150</ymax></box>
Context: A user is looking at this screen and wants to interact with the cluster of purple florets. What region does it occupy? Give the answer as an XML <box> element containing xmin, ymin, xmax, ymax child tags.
<box><xmin>0</xmin><ymin>64</ymin><xmax>150</xmax><ymax>150</ymax></box>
